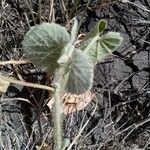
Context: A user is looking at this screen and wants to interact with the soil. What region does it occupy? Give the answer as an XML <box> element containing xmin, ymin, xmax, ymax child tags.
<box><xmin>0</xmin><ymin>0</ymin><xmax>150</xmax><ymax>150</ymax></box>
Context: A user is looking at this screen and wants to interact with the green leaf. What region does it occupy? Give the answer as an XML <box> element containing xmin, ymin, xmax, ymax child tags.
<box><xmin>85</xmin><ymin>19</ymin><xmax>107</xmax><ymax>40</ymax></box>
<box><xmin>57</xmin><ymin>44</ymin><xmax>74</xmax><ymax>66</ymax></box>
<box><xmin>98</xmin><ymin>19</ymin><xmax>107</xmax><ymax>33</ymax></box>
<box><xmin>22</xmin><ymin>23</ymin><xmax>70</xmax><ymax>73</ymax></box>
<box><xmin>100</xmin><ymin>32</ymin><xmax>123</xmax><ymax>52</ymax></box>
<box><xmin>0</xmin><ymin>76</ymin><xmax>10</xmax><ymax>93</ymax></box>
<box><xmin>65</xmin><ymin>50</ymin><xmax>94</xmax><ymax>94</ymax></box>
<box><xmin>82</xmin><ymin>32</ymin><xmax>123</xmax><ymax>65</ymax></box>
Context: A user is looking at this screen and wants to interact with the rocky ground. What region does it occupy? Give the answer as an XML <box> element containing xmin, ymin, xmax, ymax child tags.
<box><xmin>0</xmin><ymin>0</ymin><xmax>150</xmax><ymax>149</ymax></box>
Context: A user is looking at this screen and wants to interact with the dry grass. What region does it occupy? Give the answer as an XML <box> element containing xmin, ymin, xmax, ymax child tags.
<box><xmin>0</xmin><ymin>0</ymin><xmax>150</xmax><ymax>150</ymax></box>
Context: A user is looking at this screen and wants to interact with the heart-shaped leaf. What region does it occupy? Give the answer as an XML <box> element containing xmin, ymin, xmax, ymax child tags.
<box><xmin>82</xmin><ymin>32</ymin><xmax>123</xmax><ymax>65</ymax></box>
<box><xmin>22</xmin><ymin>23</ymin><xmax>70</xmax><ymax>73</ymax></box>
<box><xmin>98</xmin><ymin>19</ymin><xmax>107</xmax><ymax>33</ymax></box>
<box><xmin>65</xmin><ymin>50</ymin><xmax>94</xmax><ymax>94</ymax></box>
<box><xmin>85</xmin><ymin>19</ymin><xmax>107</xmax><ymax>40</ymax></box>
<box><xmin>100</xmin><ymin>32</ymin><xmax>123</xmax><ymax>52</ymax></box>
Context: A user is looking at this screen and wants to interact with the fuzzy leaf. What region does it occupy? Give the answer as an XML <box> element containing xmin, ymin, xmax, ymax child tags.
<box><xmin>98</xmin><ymin>19</ymin><xmax>107</xmax><ymax>33</ymax></box>
<box><xmin>82</xmin><ymin>32</ymin><xmax>123</xmax><ymax>65</ymax></box>
<box><xmin>65</xmin><ymin>50</ymin><xmax>94</xmax><ymax>94</ymax></box>
<box><xmin>100</xmin><ymin>32</ymin><xmax>123</xmax><ymax>52</ymax></box>
<box><xmin>22</xmin><ymin>23</ymin><xmax>70</xmax><ymax>73</ymax></box>
<box><xmin>86</xmin><ymin>19</ymin><xmax>107</xmax><ymax>40</ymax></box>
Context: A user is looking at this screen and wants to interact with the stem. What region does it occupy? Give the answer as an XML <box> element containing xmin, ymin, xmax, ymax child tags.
<box><xmin>53</xmin><ymin>85</ymin><xmax>63</xmax><ymax>150</ymax></box>
<box><xmin>83</xmin><ymin>35</ymin><xmax>100</xmax><ymax>53</ymax></box>
<box><xmin>52</xmin><ymin>67</ymin><xmax>67</xmax><ymax>150</ymax></box>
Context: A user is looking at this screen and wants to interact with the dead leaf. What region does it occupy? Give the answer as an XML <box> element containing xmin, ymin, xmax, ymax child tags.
<box><xmin>0</xmin><ymin>75</ymin><xmax>10</xmax><ymax>93</ymax></box>
<box><xmin>36</xmin><ymin>143</ymin><xmax>51</xmax><ymax>150</ymax></box>
<box><xmin>47</xmin><ymin>91</ymin><xmax>95</xmax><ymax>115</ymax></box>
<box><xmin>75</xmin><ymin>33</ymin><xmax>86</xmax><ymax>45</ymax></box>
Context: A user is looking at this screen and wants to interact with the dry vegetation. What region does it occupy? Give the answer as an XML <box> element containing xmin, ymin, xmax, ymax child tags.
<box><xmin>0</xmin><ymin>0</ymin><xmax>150</xmax><ymax>149</ymax></box>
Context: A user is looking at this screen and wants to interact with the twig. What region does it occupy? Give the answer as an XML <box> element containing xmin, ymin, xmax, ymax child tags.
<box><xmin>0</xmin><ymin>75</ymin><xmax>54</xmax><ymax>92</ymax></box>
<box><xmin>23</xmin><ymin>0</ymin><xmax>36</xmax><ymax>25</ymax></box>
<box><xmin>67</xmin><ymin>100</ymin><xmax>98</xmax><ymax>150</ymax></box>
<box><xmin>122</xmin><ymin>128</ymin><xmax>135</xmax><ymax>143</ymax></box>
<box><xmin>2</xmin><ymin>120</ymin><xmax>20</xmax><ymax>149</ymax></box>
<box><xmin>38</xmin><ymin>0</ymin><xmax>42</xmax><ymax>23</ymax></box>
<box><xmin>0</xmin><ymin>97</ymin><xmax>31</xmax><ymax>105</ymax></box>
<box><xmin>115</xmin><ymin>116</ymin><xmax>150</xmax><ymax>136</ymax></box>
<box><xmin>49</xmin><ymin>0</ymin><xmax>54</xmax><ymax>22</ymax></box>
<box><xmin>78</xmin><ymin>0</ymin><xmax>91</xmax><ymax>30</ymax></box>
<box><xmin>120</xmin><ymin>0</ymin><xmax>150</xmax><ymax>12</ymax></box>
<box><xmin>38</xmin><ymin>128</ymin><xmax>52</xmax><ymax>149</ymax></box>
<box><xmin>142</xmin><ymin>40</ymin><xmax>150</xmax><ymax>45</ymax></box>
<box><xmin>0</xmin><ymin>60</ymin><xmax>28</xmax><ymax>65</ymax></box>
<box><xmin>114</xmin><ymin>73</ymin><xmax>134</xmax><ymax>93</ymax></box>
<box><xmin>25</xmin><ymin>122</ymin><xmax>37</xmax><ymax>150</ymax></box>
<box><xmin>143</xmin><ymin>137</ymin><xmax>150</xmax><ymax>149</ymax></box>
<box><xmin>60</xmin><ymin>0</ymin><xmax>70</xmax><ymax>25</ymax></box>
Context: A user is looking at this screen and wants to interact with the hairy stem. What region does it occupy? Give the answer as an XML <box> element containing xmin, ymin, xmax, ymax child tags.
<box><xmin>53</xmin><ymin>85</ymin><xmax>63</xmax><ymax>150</ymax></box>
<box><xmin>53</xmin><ymin>67</ymin><xmax>67</xmax><ymax>150</ymax></box>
